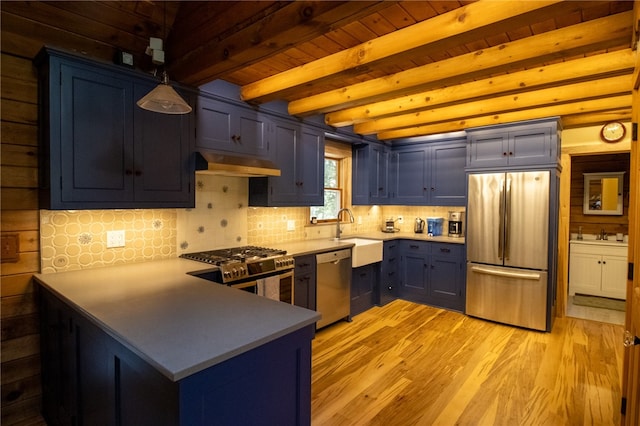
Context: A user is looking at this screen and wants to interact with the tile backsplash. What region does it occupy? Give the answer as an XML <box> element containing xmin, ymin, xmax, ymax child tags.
<box><xmin>40</xmin><ymin>174</ymin><xmax>464</xmax><ymax>272</ymax></box>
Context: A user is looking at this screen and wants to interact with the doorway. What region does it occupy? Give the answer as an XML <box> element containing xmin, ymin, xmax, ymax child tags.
<box><xmin>566</xmin><ymin>153</ymin><xmax>630</xmax><ymax>325</ymax></box>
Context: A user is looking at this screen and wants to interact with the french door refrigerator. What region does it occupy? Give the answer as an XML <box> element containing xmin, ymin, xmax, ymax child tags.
<box><xmin>466</xmin><ymin>171</ymin><xmax>550</xmax><ymax>331</ymax></box>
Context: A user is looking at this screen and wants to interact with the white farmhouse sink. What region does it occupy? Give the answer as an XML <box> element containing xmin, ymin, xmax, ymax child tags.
<box><xmin>340</xmin><ymin>238</ymin><xmax>383</xmax><ymax>267</ymax></box>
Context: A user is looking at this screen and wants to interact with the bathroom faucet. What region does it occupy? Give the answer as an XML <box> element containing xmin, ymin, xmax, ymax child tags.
<box><xmin>600</xmin><ymin>228</ymin><xmax>608</xmax><ymax>240</ymax></box>
<box><xmin>335</xmin><ymin>208</ymin><xmax>354</xmax><ymax>239</ymax></box>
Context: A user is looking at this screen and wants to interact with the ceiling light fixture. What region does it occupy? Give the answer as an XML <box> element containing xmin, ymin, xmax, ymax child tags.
<box><xmin>137</xmin><ymin>69</ymin><xmax>192</xmax><ymax>114</ymax></box>
<box><xmin>136</xmin><ymin>3</ymin><xmax>191</xmax><ymax>115</ymax></box>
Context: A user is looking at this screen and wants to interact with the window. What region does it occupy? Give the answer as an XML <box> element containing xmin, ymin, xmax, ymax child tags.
<box><xmin>310</xmin><ymin>141</ymin><xmax>351</xmax><ymax>222</ymax></box>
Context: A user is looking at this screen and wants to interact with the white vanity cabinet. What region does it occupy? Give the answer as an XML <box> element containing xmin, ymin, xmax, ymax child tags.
<box><xmin>569</xmin><ymin>241</ymin><xmax>627</xmax><ymax>300</ymax></box>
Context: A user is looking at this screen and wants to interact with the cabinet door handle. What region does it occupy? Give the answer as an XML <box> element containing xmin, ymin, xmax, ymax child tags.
<box><xmin>602</xmin><ymin>261</ymin><xmax>606</xmax><ymax>264</ymax></box>
<box><xmin>509</xmin><ymin>151</ymin><xmax>513</xmax><ymax>156</ymax></box>
<box><xmin>503</xmin><ymin>152</ymin><xmax>508</xmax><ymax>156</ymax></box>
<box><xmin>410</xmin><ymin>244</ymin><xmax>419</xmax><ymax>249</ymax></box>
<box><xmin>360</xmin><ymin>272</ymin><xmax>367</xmax><ymax>277</ymax></box>
<box><xmin>125</xmin><ymin>169</ymin><xmax>133</xmax><ymax>176</ymax></box>
<box><xmin>440</xmin><ymin>248</ymin><xmax>450</xmax><ymax>253</ymax></box>
<box><xmin>135</xmin><ymin>170</ymin><xmax>142</xmax><ymax>176</ymax></box>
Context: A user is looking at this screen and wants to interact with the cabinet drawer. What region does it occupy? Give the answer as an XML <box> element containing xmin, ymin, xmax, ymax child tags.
<box><xmin>430</xmin><ymin>243</ymin><xmax>464</xmax><ymax>257</ymax></box>
<box><xmin>401</xmin><ymin>240</ymin><xmax>429</xmax><ymax>254</ymax></box>
<box><xmin>294</xmin><ymin>255</ymin><xmax>315</xmax><ymax>275</ymax></box>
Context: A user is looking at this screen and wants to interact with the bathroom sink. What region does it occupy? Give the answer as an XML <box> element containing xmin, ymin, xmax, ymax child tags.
<box><xmin>339</xmin><ymin>238</ymin><xmax>383</xmax><ymax>267</ymax></box>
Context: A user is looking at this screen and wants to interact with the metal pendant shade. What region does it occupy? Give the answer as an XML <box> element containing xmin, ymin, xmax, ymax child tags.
<box><xmin>137</xmin><ymin>70</ymin><xmax>192</xmax><ymax>114</ymax></box>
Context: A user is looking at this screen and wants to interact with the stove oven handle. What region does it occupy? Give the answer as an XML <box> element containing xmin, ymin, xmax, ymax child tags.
<box><xmin>233</xmin><ymin>280</ymin><xmax>258</xmax><ymax>293</ymax></box>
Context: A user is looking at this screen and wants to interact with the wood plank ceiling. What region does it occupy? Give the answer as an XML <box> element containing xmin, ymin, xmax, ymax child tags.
<box><xmin>1</xmin><ymin>1</ymin><xmax>636</xmax><ymax>141</ymax></box>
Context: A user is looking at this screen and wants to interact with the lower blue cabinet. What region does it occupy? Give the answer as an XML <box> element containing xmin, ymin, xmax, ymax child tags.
<box><xmin>351</xmin><ymin>263</ymin><xmax>378</xmax><ymax>316</ymax></box>
<box><xmin>399</xmin><ymin>241</ymin><xmax>465</xmax><ymax>312</ymax></box>
<box><xmin>379</xmin><ymin>241</ymin><xmax>399</xmax><ymax>306</ymax></box>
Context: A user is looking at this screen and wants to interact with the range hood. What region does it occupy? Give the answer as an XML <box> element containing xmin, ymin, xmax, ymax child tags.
<box><xmin>195</xmin><ymin>151</ymin><xmax>281</xmax><ymax>177</ymax></box>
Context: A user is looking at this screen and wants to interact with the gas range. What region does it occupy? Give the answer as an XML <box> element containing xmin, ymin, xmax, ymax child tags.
<box><xmin>181</xmin><ymin>246</ymin><xmax>295</xmax><ymax>284</ymax></box>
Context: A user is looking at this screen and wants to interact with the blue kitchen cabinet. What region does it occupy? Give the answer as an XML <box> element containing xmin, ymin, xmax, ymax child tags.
<box><xmin>196</xmin><ymin>95</ymin><xmax>270</xmax><ymax>158</ymax></box>
<box><xmin>390</xmin><ymin>146</ymin><xmax>429</xmax><ymax>205</ymax></box>
<box><xmin>351</xmin><ymin>263</ymin><xmax>378</xmax><ymax>316</ymax></box>
<box><xmin>466</xmin><ymin>117</ymin><xmax>560</xmax><ymax>170</ymax></box>
<box><xmin>430</xmin><ymin>140</ymin><xmax>467</xmax><ymax>205</ymax></box>
<box><xmin>352</xmin><ymin>144</ymin><xmax>369</xmax><ymax>205</ymax></box>
<box><xmin>399</xmin><ymin>240</ymin><xmax>466</xmax><ymax>310</ymax></box>
<box><xmin>294</xmin><ymin>254</ymin><xmax>316</xmax><ymax>310</ymax></box>
<box><xmin>399</xmin><ymin>240</ymin><xmax>430</xmax><ymax>302</ymax></box>
<box><xmin>389</xmin><ymin>138</ymin><xmax>467</xmax><ymax>206</ymax></box>
<box><xmin>39</xmin><ymin>286</ymin><xmax>313</xmax><ymax>426</ymax></box>
<box><xmin>36</xmin><ymin>47</ymin><xmax>195</xmax><ymax>210</ymax></box>
<box><xmin>249</xmin><ymin>119</ymin><xmax>324</xmax><ymax>206</ymax></box>
<box><xmin>429</xmin><ymin>243</ymin><xmax>465</xmax><ymax>312</ymax></box>
<box><xmin>379</xmin><ymin>240</ymin><xmax>399</xmax><ymax>305</ymax></box>
<box><xmin>351</xmin><ymin>142</ymin><xmax>390</xmax><ymax>205</ymax></box>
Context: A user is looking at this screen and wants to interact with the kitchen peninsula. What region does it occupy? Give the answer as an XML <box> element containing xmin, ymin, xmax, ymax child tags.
<box><xmin>35</xmin><ymin>258</ymin><xmax>320</xmax><ymax>426</ymax></box>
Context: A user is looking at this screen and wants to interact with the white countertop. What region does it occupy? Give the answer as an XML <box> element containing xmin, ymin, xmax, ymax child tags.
<box><xmin>570</xmin><ymin>238</ymin><xmax>628</xmax><ymax>247</ymax></box>
<box><xmin>34</xmin><ymin>258</ymin><xmax>320</xmax><ymax>382</ymax></box>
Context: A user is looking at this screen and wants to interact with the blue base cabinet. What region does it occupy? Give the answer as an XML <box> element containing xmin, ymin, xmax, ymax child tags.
<box><xmin>351</xmin><ymin>263</ymin><xmax>378</xmax><ymax>316</ymax></box>
<box><xmin>399</xmin><ymin>241</ymin><xmax>465</xmax><ymax>311</ymax></box>
<box><xmin>379</xmin><ymin>241</ymin><xmax>400</xmax><ymax>305</ymax></box>
<box><xmin>294</xmin><ymin>255</ymin><xmax>316</xmax><ymax>310</ymax></box>
<box><xmin>39</xmin><ymin>286</ymin><xmax>313</xmax><ymax>426</ymax></box>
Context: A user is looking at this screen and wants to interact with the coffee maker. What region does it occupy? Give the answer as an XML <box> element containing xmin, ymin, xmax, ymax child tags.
<box><xmin>448</xmin><ymin>211</ymin><xmax>464</xmax><ymax>237</ymax></box>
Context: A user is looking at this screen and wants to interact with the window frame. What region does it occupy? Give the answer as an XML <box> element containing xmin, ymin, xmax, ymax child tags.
<box><xmin>309</xmin><ymin>140</ymin><xmax>352</xmax><ymax>224</ymax></box>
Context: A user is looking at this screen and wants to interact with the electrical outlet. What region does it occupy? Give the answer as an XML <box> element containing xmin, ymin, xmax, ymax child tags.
<box><xmin>107</xmin><ymin>230</ymin><xmax>125</xmax><ymax>248</ymax></box>
<box><xmin>397</xmin><ymin>216</ymin><xmax>404</xmax><ymax>224</ymax></box>
<box><xmin>287</xmin><ymin>220</ymin><xmax>295</xmax><ymax>231</ymax></box>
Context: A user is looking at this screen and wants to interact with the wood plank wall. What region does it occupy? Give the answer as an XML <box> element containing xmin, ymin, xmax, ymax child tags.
<box><xmin>569</xmin><ymin>153</ymin><xmax>630</xmax><ymax>236</ymax></box>
<box><xmin>1</xmin><ymin>50</ymin><xmax>43</xmax><ymax>423</ymax></box>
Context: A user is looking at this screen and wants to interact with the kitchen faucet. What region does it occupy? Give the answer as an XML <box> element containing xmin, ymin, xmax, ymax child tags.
<box><xmin>335</xmin><ymin>208</ymin><xmax>354</xmax><ymax>240</ymax></box>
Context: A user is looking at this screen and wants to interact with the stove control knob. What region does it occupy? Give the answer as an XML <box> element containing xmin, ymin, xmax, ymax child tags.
<box><xmin>231</xmin><ymin>268</ymin><xmax>238</xmax><ymax>277</ymax></box>
<box><xmin>223</xmin><ymin>271</ymin><xmax>232</xmax><ymax>279</ymax></box>
<box><xmin>239</xmin><ymin>266</ymin><xmax>246</xmax><ymax>276</ymax></box>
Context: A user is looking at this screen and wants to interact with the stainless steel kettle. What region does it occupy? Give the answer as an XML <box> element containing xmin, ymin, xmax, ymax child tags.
<box><xmin>414</xmin><ymin>217</ymin><xmax>425</xmax><ymax>233</ymax></box>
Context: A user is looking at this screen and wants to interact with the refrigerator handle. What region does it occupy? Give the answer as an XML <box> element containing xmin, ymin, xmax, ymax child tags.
<box><xmin>498</xmin><ymin>179</ymin><xmax>505</xmax><ymax>260</ymax></box>
<box><xmin>470</xmin><ymin>265</ymin><xmax>541</xmax><ymax>280</ymax></box>
<box><xmin>505</xmin><ymin>178</ymin><xmax>511</xmax><ymax>260</ymax></box>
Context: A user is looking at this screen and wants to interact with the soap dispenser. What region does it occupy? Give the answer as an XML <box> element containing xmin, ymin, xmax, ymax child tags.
<box><xmin>577</xmin><ymin>226</ymin><xmax>583</xmax><ymax>240</ymax></box>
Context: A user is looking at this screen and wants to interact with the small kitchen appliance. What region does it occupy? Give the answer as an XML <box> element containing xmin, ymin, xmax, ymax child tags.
<box><xmin>382</xmin><ymin>218</ymin><xmax>398</xmax><ymax>233</ymax></box>
<box><xmin>181</xmin><ymin>246</ymin><xmax>295</xmax><ymax>303</ymax></box>
<box><xmin>414</xmin><ymin>217</ymin><xmax>425</xmax><ymax>233</ymax></box>
<box><xmin>426</xmin><ymin>217</ymin><xmax>444</xmax><ymax>236</ymax></box>
<box><xmin>448</xmin><ymin>211</ymin><xmax>464</xmax><ymax>237</ymax></box>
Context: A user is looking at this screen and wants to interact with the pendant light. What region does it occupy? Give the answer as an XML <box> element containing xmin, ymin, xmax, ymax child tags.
<box><xmin>137</xmin><ymin>70</ymin><xmax>192</xmax><ymax>114</ymax></box>
<box><xmin>136</xmin><ymin>2</ymin><xmax>192</xmax><ymax>115</ymax></box>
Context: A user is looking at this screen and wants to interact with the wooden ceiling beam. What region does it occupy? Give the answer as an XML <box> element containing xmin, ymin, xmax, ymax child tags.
<box><xmin>377</xmin><ymin>94</ymin><xmax>632</xmax><ymax>140</ymax></box>
<box><xmin>326</xmin><ymin>49</ymin><xmax>636</xmax><ymax>127</ymax></box>
<box><xmin>562</xmin><ymin>110</ymin><xmax>633</xmax><ymax>128</ymax></box>
<box><xmin>354</xmin><ymin>75</ymin><xmax>632</xmax><ymax>134</ymax></box>
<box><xmin>288</xmin><ymin>11</ymin><xmax>633</xmax><ymax>116</ymax></box>
<box><xmin>168</xmin><ymin>1</ymin><xmax>391</xmax><ymax>86</ymax></box>
<box><xmin>240</xmin><ymin>0</ymin><xmax>567</xmax><ymax>102</ymax></box>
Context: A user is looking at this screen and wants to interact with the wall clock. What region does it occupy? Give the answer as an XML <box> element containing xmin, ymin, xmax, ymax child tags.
<box><xmin>600</xmin><ymin>121</ymin><xmax>626</xmax><ymax>143</ymax></box>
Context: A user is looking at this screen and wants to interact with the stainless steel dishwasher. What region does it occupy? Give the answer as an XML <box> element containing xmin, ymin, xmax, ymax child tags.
<box><xmin>316</xmin><ymin>248</ymin><xmax>351</xmax><ymax>329</ymax></box>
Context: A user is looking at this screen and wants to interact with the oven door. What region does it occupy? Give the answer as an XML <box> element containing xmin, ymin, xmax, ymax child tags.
<box><xmin>230</xmin><ymin>270</ymin><xmax>294</xmax><ymax>304</ymax></box>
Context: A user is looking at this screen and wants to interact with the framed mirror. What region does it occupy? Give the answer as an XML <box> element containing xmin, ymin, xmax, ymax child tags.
<box><xmin>583</xmin><ymin>172</ymin><xmax>624</xmax><ymax>215</ymax></box>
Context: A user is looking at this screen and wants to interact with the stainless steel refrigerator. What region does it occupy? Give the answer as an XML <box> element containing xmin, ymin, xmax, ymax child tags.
<box><xmin>466</xmin><ymin>171</ymin><xmax>550</xmax><ymax>331</ymax></box>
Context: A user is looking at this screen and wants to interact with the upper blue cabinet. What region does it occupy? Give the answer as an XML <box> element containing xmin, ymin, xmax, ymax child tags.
<box><xmin>35</xmin><ymin>47</ymin><xmax>195</xmax><ymax>210</ymax></box>
<box><xmin>248</xmin><ymin>119</ymin><xmax>324</xmax><ymax>207</ymax></box>
<box><xmin>466</xmin><ymin>117</ymin><xmax>561</xmax><ymax>170</ymax></box>
<box><xmin>353</xmin><ymin>137</ymin><xmax>467</xmax><ymax>206</ymax></box>
<box><xmin>195</xmin><ymin>95</ymin><xmax>270</xmax><ymax>158</ymax></box>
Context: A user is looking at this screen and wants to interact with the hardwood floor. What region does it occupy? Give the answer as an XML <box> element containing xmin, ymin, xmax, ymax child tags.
<box><xmin>311</xmin><ymin>300</ymin><xmax>624</xmax><ymax>425</ymax></box>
